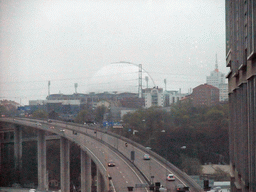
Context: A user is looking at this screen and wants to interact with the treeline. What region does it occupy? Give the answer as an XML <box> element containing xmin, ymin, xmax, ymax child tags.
<box><xmin>31</xmin><ymin>105</ymin><xmax>108</xmax><ymax>124</ymax></box>
<box><xmin>122</xmin><ymin>100</ymin><xmax>229</xmax><ymax>175</ymax></box>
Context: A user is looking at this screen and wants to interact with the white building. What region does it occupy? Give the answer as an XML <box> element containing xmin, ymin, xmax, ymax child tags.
<box><xmin>143</xmin><ymin>87</ymin><xmax>164</xmax><ymax>108</ymax></box>
<box><xmin>219</xmin><ymin>83</ymin><xmax>228</xmax><ymax>102</ymax></box>
<box><xmin>164</xmin><ymin>90</ymin><xmax>189</xmax><ymax>106</ymax></box>
<box><xmin>206</xmin><ymin>55</ymin><xmax>228</xmax><ymax>102</ymax></box>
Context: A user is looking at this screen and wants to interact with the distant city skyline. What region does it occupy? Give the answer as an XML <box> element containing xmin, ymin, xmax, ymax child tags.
<box><xmin>1</xmin><ymin>58</ymin><xmax>228</xmax><ymax>106</ymax></box>
<box><xmin>0</xmin><ymin>0</ymin><xmax>227</xmax><ymax>105</ymax></box>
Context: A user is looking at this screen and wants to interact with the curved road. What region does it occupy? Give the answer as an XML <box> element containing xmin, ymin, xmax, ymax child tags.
<box><xmin>0</xmin><ymin>118</ymin><xmax>202</xmax><ymax>192</ymax></box>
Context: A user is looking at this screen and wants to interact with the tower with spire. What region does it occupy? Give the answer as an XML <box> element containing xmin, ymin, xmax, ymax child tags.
<box><xmin>206</xmin><ymin>54</ymin><xmax>228</xmax><ymax>101</ymax></box>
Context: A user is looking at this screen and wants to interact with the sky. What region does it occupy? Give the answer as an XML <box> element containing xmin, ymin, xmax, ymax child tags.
<box><xmin>0</xmin><ymin>0</ymin><xmax>227</xmax><ymax>105</ymax></box>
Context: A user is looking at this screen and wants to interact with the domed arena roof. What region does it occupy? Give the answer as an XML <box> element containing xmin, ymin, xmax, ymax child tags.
<box><xmin>86</xmin><ymin>62</ymin><xmax>155</xmax><ymax>93</ymax></box>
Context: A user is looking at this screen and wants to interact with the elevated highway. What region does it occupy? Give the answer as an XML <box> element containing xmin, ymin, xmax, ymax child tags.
<box><xmin>0</xmin><ymin>117</ymin><xmax>202</xmax><ymax>192</ymax></box>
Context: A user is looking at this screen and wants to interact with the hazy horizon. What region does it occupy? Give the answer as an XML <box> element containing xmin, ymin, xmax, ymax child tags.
<box><xmin>0</xmin><ymin>0</ymin><xmax>227</xmax><ymax>105</ymax></box>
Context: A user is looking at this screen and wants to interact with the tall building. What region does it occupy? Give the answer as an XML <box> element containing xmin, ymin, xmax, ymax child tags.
<box><xmin>143</xmin><ymin>87</ymin><xmax>164</xmax><ymax>108</ymax></box>
<box><xmin>206</xmin><ymin>55</ymin><xmax>228</xmax><ymax>101</ymax></box>
<box><xmin>226</xmin><ymin>1</ymin><xmax>256</xmax><ymax>191</ymax></box>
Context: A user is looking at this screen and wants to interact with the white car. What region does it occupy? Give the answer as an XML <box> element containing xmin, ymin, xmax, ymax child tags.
<box><xmin>166</xmin><ymin>173</ymin><xmax>175</xmax><ymax>181</ymax></box>
<box><xmin>36</xmin><ymin>122</ymin><xmax>42</xmax><ymax>126</ymax></box>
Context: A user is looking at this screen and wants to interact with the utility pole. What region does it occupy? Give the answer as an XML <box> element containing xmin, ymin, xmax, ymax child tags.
<box><xmin>48</xmin><ymin>81</ymin><xmax>50</xmax><ymax>96</ymax></box>
<box><xmin>145</xmin><ymin>76</ymin><xmax>149</xmax><ymax>89</ymax></box>
<box><xmin>74</xmin><ymin>83</ymin><xmax>78</xmax><ymax>94</ymax></box>
<box><xmin>138</xmin><ymin>64</ymin><xmax>142</xmax><ymax>98</ymax></box>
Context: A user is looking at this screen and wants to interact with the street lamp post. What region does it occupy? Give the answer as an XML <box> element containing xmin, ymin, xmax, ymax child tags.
<box><xmin>159</xmin><ymin>129</ymin><xmax>168</xmax><ymax>188</ymax></box>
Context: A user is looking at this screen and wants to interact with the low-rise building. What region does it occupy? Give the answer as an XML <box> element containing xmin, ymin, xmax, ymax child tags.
<box><xmin>192</xmin><ymin>84</ymin><xmax>219</xmax><ymax>107</ymax></box>
<box><xmin>164</xmin><ymin>90</ymin><xmax>189</xmax><ymax>106</ymax></box>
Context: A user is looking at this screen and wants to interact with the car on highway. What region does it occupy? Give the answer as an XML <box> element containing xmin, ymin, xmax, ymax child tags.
<box><xmin>166</xmin><ymin>173</ymin><xmax>175</xmax><ymax>181</ymax></box>
<box><xmin>47</xmin><ymin>119</ymin><xmax>52</xmax><ymax>123</ymax></box>
<box><xmin>49</xmin><ymin>126</ymin><xmax>54</xmax><ymax>129</ymax></box>
<box><xmin>176</xmin><ymin>184</ymin><xmax>189</xmax><ymax>192</ymax></box>
<box><xmin>36</xmin><ymin>122</ymin><xmax>42</xmax><ymax>126</ymax></box>
<box><xmin>143</xmin><ymin>154</ymin><xmax>150</xmax><ymax>160</ymax></box>
<box><xmin>108</xmin><ymin>161</ymin><xmax>116</xmax><ymax>167</ymax></box>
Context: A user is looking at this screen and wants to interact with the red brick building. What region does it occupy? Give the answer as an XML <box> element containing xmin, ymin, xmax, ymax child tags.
<box><xmin>191</xmin><ymin>84</ymin><xmax>219</xmax><ymax>107</ymax></box>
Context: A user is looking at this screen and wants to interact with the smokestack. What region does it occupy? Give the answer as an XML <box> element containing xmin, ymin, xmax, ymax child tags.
<box><xmin>164</xmin><ymin>79</ymin><xmax>167</xmax><ymax>91</ymax></box>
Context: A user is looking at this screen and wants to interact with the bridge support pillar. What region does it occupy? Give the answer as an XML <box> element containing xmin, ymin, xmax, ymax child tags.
<box><xmin>97</xmin><ymin>167</ymin><xmax>103</xmax><ymax>192</ymax></box>
<box><xmin>0</xmin><ymin>133</ymin><xmax>2</xmax><ymax>173</ymax></box>
<box><xmin>81</xmin><ymin>149</ymin><xmax>91</xmax><ymax>192</ymax></box>
<box><xmin>14</xmin><ymin>125</ymin><xmax>22</xmax><ymax>183</ymax></box>
<box><xmin>60</xmin><ymin>137</ymin><xmax>70</xmax><ymax>192</ymax></box>
<box><xmin>37</xmin><ymin>130</ymin><xmax>47</xmax><ymax>190</ymax></box>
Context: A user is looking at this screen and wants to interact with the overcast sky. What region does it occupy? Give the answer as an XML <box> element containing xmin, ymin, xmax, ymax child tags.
<box><xmin>0</xmin><ymin>0</ymin><xmax>226</xmax><ymax>105</ymax></box>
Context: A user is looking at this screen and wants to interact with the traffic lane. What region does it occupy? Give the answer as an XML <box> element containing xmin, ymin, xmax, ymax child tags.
<box><xmin>111</xmin><ymin>138</ymin><xmax>179</xmax><ymax>191</ymax></box>
<box><xmin>130</xmin><ymin>146</ymin><xmax>184</xmax><ymax>191</ymax></box>
<box><xmin>64</xmin><ymin>129</ymin><xmax>148</xmax><ymax>192</ymax></box>
<box><xmin>96</xmin><ymin>132</ymin><xmax>184</xmax><ymax>191</ymax></box>
<box><xmin>107</xmin><ymin>157</ymin><xmax>148</xmax><ymax>192</ymax></box>
<box><xmin>84</xmin><ymin>136</ymin><xmax>148</xmax><ymax>192</ymax></box>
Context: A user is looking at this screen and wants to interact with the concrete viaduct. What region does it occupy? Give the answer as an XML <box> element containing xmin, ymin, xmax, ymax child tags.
<box><xmin>0</xmin><ymin>117</ymin><xmax>202</xmax><ymax>192</ymax></box>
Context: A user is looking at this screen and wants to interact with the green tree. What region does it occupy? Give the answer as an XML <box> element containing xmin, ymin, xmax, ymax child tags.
<box><xmin>180</xmin><ymin>154</ymin><xmax>202</xmax><ymax>175</ymax></box>
<box><xmin>94</xmin><ymin>105</ymin><xmax>107</xmax><ymax>123</ymax></box>
<box><xmin>75</xmin><ymin>109</ymin><xmax>90</xmax><ymax>124</ymax></box>
<box><xmin>48</xmin><ymin>110</ymin><xmax>59</xmax><ymax>120</ymax></box>
<box><xmin>0</xmin><ymin>105</ymin><xmax>7</xmax><ymax>116</ymax></box>
<box><xmin>32</xmin><ymin>109</ymin><xmax>48</xmax><ymax>119</ymax></box>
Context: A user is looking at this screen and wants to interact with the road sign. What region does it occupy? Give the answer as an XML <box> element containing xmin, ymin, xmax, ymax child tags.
<box><xmin>113</xmin><ymin>125</ymin><xmax>123</xmax><ymax>128</ymax></box>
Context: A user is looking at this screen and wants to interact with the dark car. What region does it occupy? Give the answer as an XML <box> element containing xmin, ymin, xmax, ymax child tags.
<box><xmin>108</xmin><ymin>161</ymin><xmax>116</xmax><ymax>167</ymax></box>
<box><xmin>176</xmin><ymin>184</ymin><xmax>189</xmax><ymax>192</ymax></box>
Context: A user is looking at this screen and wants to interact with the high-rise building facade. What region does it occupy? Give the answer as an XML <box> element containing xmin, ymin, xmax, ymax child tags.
<box><xmin>206</xmin><ymin>55</ymin><xmax>228</xmax><ymax>101</ymax></box>
<box><xmin>143</xmin><ymin>87</ymin><xmax>164</xmax><ymax>108</ymax></box>
<box><xmin>226</xmin><ymin>1</ymin><xmax>256</xmax><ymax>191</ymax></box>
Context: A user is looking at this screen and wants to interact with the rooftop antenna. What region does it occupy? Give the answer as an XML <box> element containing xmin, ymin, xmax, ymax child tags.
<box><xmin>48</xmin><ymin>81</ymin><xmax>50</xmax><ymax>96</ymax></box>
<box><xmin>164</xmin><ymin>79</ymin><xmax>167</xmax><ymax>91</ymax></box>
<box><xmin>74</xmin><ymin>83</ymin><xmax>78</xmax><ymax>94</ymax></box>
<box><xmin>145</xmin><ymin>76</ymin><xmax>149</xmax><ymax>89</ymax></box>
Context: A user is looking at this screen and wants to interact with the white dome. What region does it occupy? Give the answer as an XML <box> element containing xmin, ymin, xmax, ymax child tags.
<box><xmin>86</xmin><ymin>62</ymin><xmax>155</xmax><ymax>93</ymax></box>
